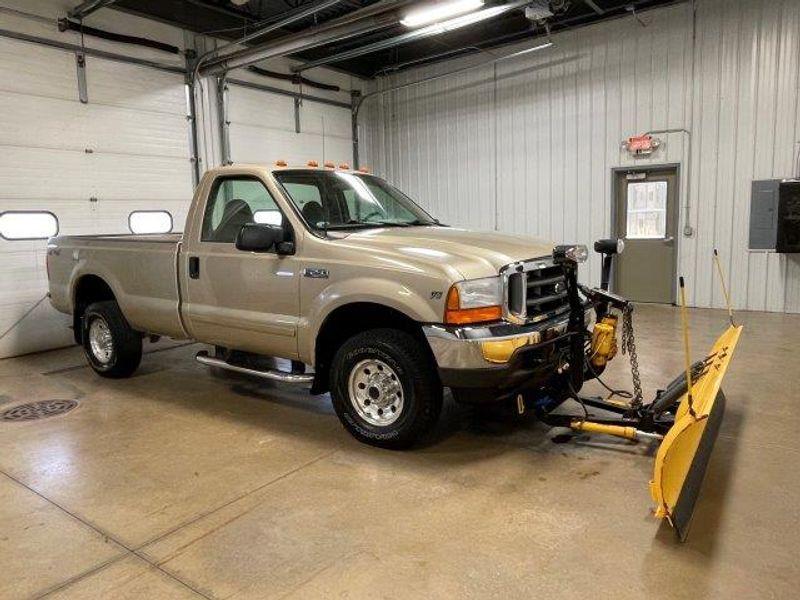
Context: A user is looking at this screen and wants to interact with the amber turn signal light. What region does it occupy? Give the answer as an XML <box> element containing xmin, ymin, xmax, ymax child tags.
<box><xmin>444</xmin><ymin>286</ymin><xmax>502</xmax><ymax>325</ymax></box>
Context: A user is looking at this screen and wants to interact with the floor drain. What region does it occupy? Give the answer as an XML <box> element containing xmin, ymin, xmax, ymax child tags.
<box><xmin>0</xmin><ymin>399</ymin><xmax>79</xmax><ymax>422</ymax></box>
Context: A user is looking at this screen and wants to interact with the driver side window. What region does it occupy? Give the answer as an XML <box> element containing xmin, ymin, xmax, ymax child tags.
<box><xmin>202</xmin><ymin>177</ymin><xmax>283</xmax><ymax>243</ymax></box>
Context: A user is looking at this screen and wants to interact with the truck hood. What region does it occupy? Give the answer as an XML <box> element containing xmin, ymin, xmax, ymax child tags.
<box><xmin>335</xmin><ymin>226</ymin><xmax>555</xmax><ymax>280</ymax></box>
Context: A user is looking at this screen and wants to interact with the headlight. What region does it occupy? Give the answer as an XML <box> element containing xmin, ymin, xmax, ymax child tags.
<box><xmin>593</xmin><ymin>238</ymin><xmax>625</xmax><ymax>255</ymax></box>
<box><xmin>445</xmin><ymin>277</ymin><xmax>502</xmax><ymax>325</ymax></box>
<box><xmin>553</xmin><ymin>244</ymin><xmax>588</xmax><ymax>264</ymax></box>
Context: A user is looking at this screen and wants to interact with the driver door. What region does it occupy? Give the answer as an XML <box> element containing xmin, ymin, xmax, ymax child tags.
<box><xmin>183</xmin><ymin>175</ymin><xmax>300</xmax><ymax>359</ymax></box>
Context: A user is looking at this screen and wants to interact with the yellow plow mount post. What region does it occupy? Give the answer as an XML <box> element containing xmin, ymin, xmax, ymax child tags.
<box><xmin>649</xmin><ymin>324</ymin><xmax>742</xmax><ymax>541</ymax></box>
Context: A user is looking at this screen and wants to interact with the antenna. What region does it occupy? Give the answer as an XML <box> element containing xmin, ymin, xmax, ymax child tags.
<box><xmin>678</xmin><ymin>277</ymin><xmax>697</xmax><ymax>418</ymax></box>
<box><xmin>713</xmin><ymin>248</ymin><xmax>735</xmax><ymax>326</ymax></box>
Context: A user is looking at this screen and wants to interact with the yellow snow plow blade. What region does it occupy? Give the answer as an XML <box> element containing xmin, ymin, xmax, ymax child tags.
<box><xmin>650</xmin><ymin>324</ymin><xmax>742</xmax><ymax>541</ymax></box>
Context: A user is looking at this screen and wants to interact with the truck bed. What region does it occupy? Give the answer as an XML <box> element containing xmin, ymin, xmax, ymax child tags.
<box><xmin>62</xmin><ymin>233</ymin><xmax>183</xmax><ymax>244</ymax></box>
<box><xmin>47</xmin><ymin>233</ymin><xmax>187</xmax><ymax>340</ymax></box>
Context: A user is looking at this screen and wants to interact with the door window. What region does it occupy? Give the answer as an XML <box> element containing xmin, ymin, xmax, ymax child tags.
<box><xmin>202</xmin><ymin>177</ymin><xmax>283</xmax><ymax>243</ymax></box>
<box><xmin>625</xmin><ymin>181</ymin><xmax>668</xmax><ymax>239</ymax></box>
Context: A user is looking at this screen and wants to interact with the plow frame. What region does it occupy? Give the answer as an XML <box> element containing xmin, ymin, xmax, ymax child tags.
<box><xmin>538</xmin><ymin>243</ymin><xmax>743</xmax><ymax>541</ymax></box>
<box><xmin>536</xmin><ymin>323</ymin><xmax>742</xmax><ymax>541</ymax></box>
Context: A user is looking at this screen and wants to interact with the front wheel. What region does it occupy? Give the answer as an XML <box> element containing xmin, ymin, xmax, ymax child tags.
<box><xmin>82</xmin><ymin>301</ymin><xmax>142</xmax><ymax>378</ymax></box>
<box><xmin>330</xmin><ymin>329</ymin><xmax>442</xmax><ymax>449</ymax></box>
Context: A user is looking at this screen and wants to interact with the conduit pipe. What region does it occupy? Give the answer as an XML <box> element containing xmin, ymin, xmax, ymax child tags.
<box><xmin>199</xmin><ymin>0</ymin><xmax>413</xmax><ymax>77</ymax></box>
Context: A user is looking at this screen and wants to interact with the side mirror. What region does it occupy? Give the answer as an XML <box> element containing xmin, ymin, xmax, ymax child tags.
<box><xmin>235</xmin><ymin>223</ymin><xmax>284</xmax><ymax>253</ymax></box>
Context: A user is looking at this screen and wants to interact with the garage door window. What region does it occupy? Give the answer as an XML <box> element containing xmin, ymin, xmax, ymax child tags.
<box><xmin>0</xmin><ymin>211</ymin><xmax>59</xmax><ymax>240</ymax></box>
<box><xmin>129</xmin><ymin>211</ymin><xmax>173</xmax><ymax>234</ymax></box>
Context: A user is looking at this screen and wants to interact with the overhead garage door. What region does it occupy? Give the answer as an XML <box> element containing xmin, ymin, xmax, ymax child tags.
<box><xmin>0</xmin><ymin>36</ymin><xmax>193</xmax><ymax>358</ymax></box>
<box><xmin>227</xmin><ymin>84</ymin><xmax>353</xmax><ymax>167</ymax></box>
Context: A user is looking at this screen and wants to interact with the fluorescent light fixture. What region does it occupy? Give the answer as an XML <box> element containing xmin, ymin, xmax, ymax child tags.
<box><xmin>412</xmin><ymin>3</ymin><xmax>525</xmax><ymax>37</ymax></box>
<box><xmin>401</xmin><ymin>0</ymin><xmax>485</xmax><ymax>28</ymax></box>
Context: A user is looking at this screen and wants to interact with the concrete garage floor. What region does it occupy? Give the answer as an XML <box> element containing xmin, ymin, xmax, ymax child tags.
<box><xmin>0</xmin><ymin>304</ymin><xmax>798</xmax><ymax>599</ymax></box>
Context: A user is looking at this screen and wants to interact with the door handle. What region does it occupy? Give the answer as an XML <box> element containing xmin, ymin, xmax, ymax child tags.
<box><xmin>189</xmin><ymin>256</ymin><xmax>200</xmax><ymax>279</ymax></box>
<box><xmin>663</xmin><ymin>236</ymin><xmax>675</xmax><ymax>245</ymax></box>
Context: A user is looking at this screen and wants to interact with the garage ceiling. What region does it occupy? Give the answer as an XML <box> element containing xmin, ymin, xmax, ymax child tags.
<box><xmin>112</xmin><ymin>0</ymin><xmax>682</xmax><ymax>78</ymax></box>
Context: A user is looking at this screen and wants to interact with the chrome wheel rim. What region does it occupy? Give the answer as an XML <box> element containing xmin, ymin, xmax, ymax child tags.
<box><xmin>88</xmin><ymin>318</ymin><xmax>113</xmax><ymax>365</ymax></box>
<box><xmin>347</xmin><ymin>359</ymin><xmax>404</xmax><ymax>427</ymax></box>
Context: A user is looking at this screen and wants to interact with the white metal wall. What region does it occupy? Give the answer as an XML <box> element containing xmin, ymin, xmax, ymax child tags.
<box><xmin>227</xmin><ymin>84</ymin><xmax>354</xmax><ymax>167</ymax></box>
<box><xmin>0</xmin><ymin>36</ymin><xmax>193</xmax><ymax>358</ymax></box>
<box><xmin>363</xmin><ymin>0</ymin><xmax>800</xmax><ymax>312</ymax></box>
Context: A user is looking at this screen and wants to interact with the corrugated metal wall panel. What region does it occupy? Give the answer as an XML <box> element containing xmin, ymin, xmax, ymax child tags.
<box><xmin>363</xmin><ymin>0</ymin><xmax>800</xmax><ymax>312</ymax></box>
<box><xmin>369</xmin><ymin>63</ymin><xmax>496</xmax><ymax>230</ymax></box>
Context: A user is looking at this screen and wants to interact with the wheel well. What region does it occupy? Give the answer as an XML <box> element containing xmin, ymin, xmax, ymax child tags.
<box><xmin>72</xmin><ymin>275</ymin><xmax>116</xmax><ymax>344</ymax></box>
<box><xmin>312</xmin><ymin>302</ymin><xmax>433</xmax><ymax>394</ymax></box>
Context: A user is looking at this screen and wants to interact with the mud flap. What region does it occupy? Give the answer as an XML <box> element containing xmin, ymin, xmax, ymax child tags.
<box><xmin>649</xmin><ymin>325</ymin><xmax>742</xmax><ymax>541</ymax></box>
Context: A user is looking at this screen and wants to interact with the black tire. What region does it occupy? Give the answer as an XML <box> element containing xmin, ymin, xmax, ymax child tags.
<box><xmin>330</xmin><ymin>328</ymin><xmax>442</xmax><ymax>450</ymax></box>
<box><xmin>82</xmin><ymin>301</ymin><xmax>142</xmax><ymax>378</ymax></box>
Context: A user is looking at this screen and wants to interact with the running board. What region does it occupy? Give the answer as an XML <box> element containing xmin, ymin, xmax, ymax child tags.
<box><xmin>195</xmin><ymin>351</ymin><xmax>314</xmax><ymax>384</ymax></box>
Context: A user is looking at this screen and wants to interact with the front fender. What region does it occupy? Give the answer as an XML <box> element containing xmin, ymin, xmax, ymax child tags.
<box><xmin>299</xmin><ymin>276</ymin><xmax>444</xmax><ymax>364</ymax></box>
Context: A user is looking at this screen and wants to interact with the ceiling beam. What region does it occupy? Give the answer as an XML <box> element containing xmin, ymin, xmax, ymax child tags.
<box><xmin>211</xmin><ymin>0</ymin><xmax>344</xmax><ymax>57</ymax></box>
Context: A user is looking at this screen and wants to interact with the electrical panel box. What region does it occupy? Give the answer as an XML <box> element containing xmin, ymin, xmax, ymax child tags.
<box><xmin>749</xmin><ymin>179</ymin><xmax>800</xmax><ymax>252</ymax></box>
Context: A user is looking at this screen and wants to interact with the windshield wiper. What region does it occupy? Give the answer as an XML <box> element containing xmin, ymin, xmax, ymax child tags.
<box><xmin>325</xmin><ymin>219</ymin><xmax>441</xmax><ymax>230</ymax></box>
<box><xmin>329</xmin><ymin>221</ymin><xmax>410</xmax><ymax>229</ymax></box>
<box><xmin>324</xmin><ymin>222</ymin><xmax>378</xmax><ymax>230</ymax></box>
<box><xmin>399</xmin><ymin>219</ymin><xmax>443</xmax><ymax>227</ymax></box>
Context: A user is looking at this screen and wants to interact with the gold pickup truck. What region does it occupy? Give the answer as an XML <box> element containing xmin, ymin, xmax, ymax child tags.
<box><xmin>47</xmin><ymin>164</ymin><xmax>614</xmax><ymax>448</ymax></box>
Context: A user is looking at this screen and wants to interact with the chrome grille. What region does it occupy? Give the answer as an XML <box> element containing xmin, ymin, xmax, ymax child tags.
<box><xmin>503</xmin><ymin>258</ymin><xmax>569</xmax><ymax>323</ymax></box>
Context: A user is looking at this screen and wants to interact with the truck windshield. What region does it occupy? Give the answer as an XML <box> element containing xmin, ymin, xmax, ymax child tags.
<box><xmin>273</xmin><ymin>170</ymin><xmax>438</xmax><ymax>231</ymax></box>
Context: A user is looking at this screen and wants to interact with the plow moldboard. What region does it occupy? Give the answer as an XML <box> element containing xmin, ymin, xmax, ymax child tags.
<box><xmin>650</xmin><ymin>325</ymin><xmax>742</xmax><ymax>541</ymax></box>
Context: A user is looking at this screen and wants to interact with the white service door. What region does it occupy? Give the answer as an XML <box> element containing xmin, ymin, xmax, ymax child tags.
<box><xmin>0</xmin><ymin>37</ymin><xmax>193</xmax><ymax>358</ymax></box>
<box><xmin>227</xmin><ymin>84</ymin><xmax>353</xmax><ymax>167</ymax></box>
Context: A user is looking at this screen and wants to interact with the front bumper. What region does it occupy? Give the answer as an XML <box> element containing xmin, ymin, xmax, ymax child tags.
<box><xmin>423</xmin><ymin>306</ymin><xmax>591</xmax><ymax>391</ymax></box>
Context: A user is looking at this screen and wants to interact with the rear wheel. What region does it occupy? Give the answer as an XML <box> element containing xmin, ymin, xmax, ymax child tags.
<box><xmin>82</xmin><ymin>301</ymin><xmax>142</xmax><ymax>378</ymax></box>
<box><xmin>330</xmin><ymin>328</ymin><xmax>442</xmax><ymax>449</ymax></box>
